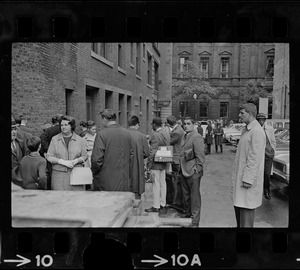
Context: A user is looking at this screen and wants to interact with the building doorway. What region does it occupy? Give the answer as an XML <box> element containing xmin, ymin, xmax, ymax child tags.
<box><xmin>86</xmin><ymin>86</ymin><xmax>98</xmax><ymax>121</ymax></box>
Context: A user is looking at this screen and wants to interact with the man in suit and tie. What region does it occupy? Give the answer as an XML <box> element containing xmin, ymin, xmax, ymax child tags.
<box><xmin>11</xmin><ymin>118</ymin><xmax>26</xmax><ymax>188</ymax></box>
<box><xmin>179</xmin><ymin>117</ymin><xmax>206</xmax><ymax>227</ymax></box>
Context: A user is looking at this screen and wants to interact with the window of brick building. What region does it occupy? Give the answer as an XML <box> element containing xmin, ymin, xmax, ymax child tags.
<box><xmin>118</xmin><ymin>43</ymin><xmax>125</xmax><ymax>69</ymax></box>
<box><xmin>147</xmin><ymin>53</ymin><xmax>153</xmax><ymax>85</ymax></box>
<box><xmin>86</xmin><ymin>87</ymin><xmax>98</xmax><ymax>121</ymax></box>
<box><xmin>154</xmin><ymin>61</ymin><xmax>159</xmax><ymax>90</ymax></box>
<box><xmin>65</xmin><ymin>89</ymin><xmax>73</xmax><ymax>115</ymax></box>
<box><xmin>91</xmin><ymin>43</ymin><xmax>108</xmax><ymax>59</ymax></box>
<box><xmin>179</xmin><ymin>101</ymin><xmax>189</xmax><ymax>117</ymax></box>
<box><xmin>143</xmin><ymin>43</ymin><xmax>146</xmax><ymax>59</ymax></box>
<box><xmin>127</xmin><ymin>96</ymin><xmax>132</xmax><ymax>125</ymax></box>
<box><xmin>220</xmin><ymin>102</ymin><xmax>229</xmax><ymax>117</ymax></box>
<box><xmin>200</xmin><ymin>57</ymin><xmax>209</xmax><ymax>78</ymax></box>
<box><xmin>179</xmin><ymin>57</ymin><xmax>189</xmax><ymax>73</ymax></box>
<box><xmin>153</xmin><ymin>100</ymin><xmax>160</xmax><ymax>117</ymax></box>
<box><xmin>136</xmin><ymin>43</ymin><xmax>141</xmax><ymax>76</ymax></box>
<box><xmin>199</xmin><ymin>102</ymin><xmax>208</xmax><ymax>117</ymax></box>
<box><xmin>220</xmin><ymin>57</ymin><xmax>229</xmax><ymax>78</ymax></box>
<box><xmin>130</xmin><ymin>43</ymin><xmax>134</xmax><ymax>65</ymax></box>
<box><xmin>105</xmin><ymin>90</ymin><xmax>113</xmax><ymax>109</ymax></box>
<box><xmin>146</xmin><ymin>99</ymin><xmax>149</xmax><ymax>134</ymax></box>
<box><xmin>139</xmin><ymin>96</ymin><xmax>142</xmax><ymax>113</ymax></box>
<box><xmin>119</xmin><ymin>93</ymin><xmax>125</xmax><ymax>126</ymax></box>
<box><xmin>266</xmin><ymin>55</ymin><xmax>274</xmax><ymax>78</ymax></box>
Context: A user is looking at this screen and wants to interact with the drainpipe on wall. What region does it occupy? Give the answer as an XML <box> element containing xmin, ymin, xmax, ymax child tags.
<box><xmin>283</xmin><ymin>84</ymin><xmax>287</xmax><ymax>119</ymax></box>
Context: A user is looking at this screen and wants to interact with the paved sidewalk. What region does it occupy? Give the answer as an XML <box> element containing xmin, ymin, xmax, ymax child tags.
<box><xmin>131</xmin><ymin>143</ymin><xmax>288</xmax><ymax>228</ymax></box>
<box><xmin>129</xmin><ymin>143</ymin><xmax>238</xmax><ymax>227</ymax></box>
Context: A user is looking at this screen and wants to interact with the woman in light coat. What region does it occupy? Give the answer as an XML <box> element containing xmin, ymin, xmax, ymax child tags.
<box><xmin>47</xmin><ymin>115</ymin><xmax>88</xmax><ymax>191</ymax></box>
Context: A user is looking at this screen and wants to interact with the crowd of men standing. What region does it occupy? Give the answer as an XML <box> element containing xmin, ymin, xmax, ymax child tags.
<box><xmin>11</xmin><ymin>103</ymin><xmax>273</xmax><ymax>228</ymax></box>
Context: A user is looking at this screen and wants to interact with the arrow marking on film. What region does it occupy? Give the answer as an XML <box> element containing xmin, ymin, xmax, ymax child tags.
<box><xmin>141</xmin><ymin>254</ymin><xmax>168</xmax><ymax>267</ymax></box>
<box><xmin>4</xmin><ymin>254</ymin><xmax>31</xmax><ymax>267</ymax></box>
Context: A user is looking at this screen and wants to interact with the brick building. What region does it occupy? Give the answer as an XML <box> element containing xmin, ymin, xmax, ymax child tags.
<box><xmin>12</xmin><ymin>43</ymin><xmax>172</xmax><ymax>136</ymax></box>
<box><xmin>172</xmin><ymin>43</ymin><xmax>275</xmax><ymax>122</ymax></box>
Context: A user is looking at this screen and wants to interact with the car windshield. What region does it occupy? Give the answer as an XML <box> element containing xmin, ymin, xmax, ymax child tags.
<box><xmin>275</xmin><ymin>129</ymin><xmax>289</xmax><ymax>142</ymax></box>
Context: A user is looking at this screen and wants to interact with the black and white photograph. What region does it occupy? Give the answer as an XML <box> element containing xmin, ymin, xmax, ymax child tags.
<box><xmin>11</xmin><ymin>42</ymin><xmax>289</xmax><ymax>228</ymax></box>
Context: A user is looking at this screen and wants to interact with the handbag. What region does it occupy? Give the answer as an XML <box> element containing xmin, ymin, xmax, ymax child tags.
<box><xmin>70</xmin><ymin>166</ymin><xmax>93</xmax><ymax>185</ymax></box>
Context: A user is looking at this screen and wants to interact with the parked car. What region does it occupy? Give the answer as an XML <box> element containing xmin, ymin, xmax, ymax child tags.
<box><xmin>224</xmin><ymin>124</ymin><xmax>245</xmax><ymax>142</ymax></box>
<box><xmin>272</xmin><ymin>153</ymin><xmax>289</xmax><ymax>185</ymax></box>
<box><xmin>272</xmin><ymin>133</ymin><xmax>289</xmax><ymax>184</ymax></box>
<box><xmin>265</xmin><ymin>119</ymin><xmax>289</xmax><ymax>130</ymax></box>
<box><xmin>228</xmin><ymin>134</ymin><xmax>241</xmax><ymax>146</ymax></box>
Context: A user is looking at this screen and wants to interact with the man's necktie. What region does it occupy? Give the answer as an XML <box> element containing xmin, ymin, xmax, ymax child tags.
<box><xmin>11</xmin><ymin>141</ymin><xmax>16</xmax><ymax>152</ymax></box>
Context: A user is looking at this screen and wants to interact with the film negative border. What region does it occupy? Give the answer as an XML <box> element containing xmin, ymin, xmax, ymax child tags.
<box><xmin>1</xmin><ymin>229</ymin><xmax>300</xmax><ymax>268</ymax></box>
<box><xmin>1</xmin><ymin>1</ymin><xmax>299</xmax><ymax>269</ymax></box>
<box><xmin>0</xmin><ymin>1</ymin><xmax>296</xmax><ymax>41</ymax></box>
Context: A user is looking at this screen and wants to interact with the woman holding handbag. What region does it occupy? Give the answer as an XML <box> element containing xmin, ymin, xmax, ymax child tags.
<box><xmin>47</xmin><ymin>115</ymin><xmax>88</xmax><ymax>191</ymax></box>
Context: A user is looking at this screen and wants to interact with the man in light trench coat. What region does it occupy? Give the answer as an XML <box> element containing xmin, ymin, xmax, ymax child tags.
<box><xmin>231</xmin><ymin>103</ymin><xmax>266</xmax><ymax>228</ymax></box>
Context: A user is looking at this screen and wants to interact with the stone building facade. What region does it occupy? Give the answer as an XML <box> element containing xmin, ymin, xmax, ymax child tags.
<box><xmin>172</xmin><ymin>43</ymin><xmax>275</xmax><ymax>122</ymax></box>
<box><xmin>272</xmin><ymin>43</ymin><xmax>289</xmax><ymax>119</ymax></box>
<box><xmin>12</xmin><ymin>43</ymin><xmax>172</xmax><ymax>136</ymax></box>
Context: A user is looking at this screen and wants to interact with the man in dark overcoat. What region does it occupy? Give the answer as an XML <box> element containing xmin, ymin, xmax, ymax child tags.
<box><xmin>39</xmin><ymin>113</ymin><xmax>63</xmax><ymax>189</ymax></box>
<box><xmin>17</xmin><ymin>114</ymin><xmax>34</xmax><ymax>135</ymax></box>
<box><xmin>205</xmin><ymin>120</ymin><xmax>213</xmax><ymax>154</ymax></box>
<box><xmin>91</xmin><ymin>109</ymin><xmax>134</xmax><ymax>191</ymax></box>
<box><xmin>127</xmin><ymin>115</ymin><xmax>150</xmax><ymax>198</ymax></box>
<box><xmin>213</xmin><ymin>122</ymin><xmax>224</xmax><ymax>153</ymax></box>
<box><xmin>179</xmin><ymin>117</ymin><xmax>206</xmax><ymax>227</ymax></box>
<box><xmin>166</xmin><ymin>115</ymin><xmax>185</xmax><ymax>209</ymax></box>
<box><xmin>11</xmin><ymin>118</ymin><xmax>26</xmax><ymax>187</ymax></box>
<box><xmin>197</xmin><ymin>121</ymin><xmax>203</xmax><ymax>136</ymax></box>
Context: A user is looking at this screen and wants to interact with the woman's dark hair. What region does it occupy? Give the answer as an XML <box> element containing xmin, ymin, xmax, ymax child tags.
<box><xmin>87</xmin><ymin>120</ymin><xmax>96</xmax><ymax>129</ymax></box>
<box><xmin>26</xmin><ymin>136</ymin><xmax>41</xmax><ymax>152</ymax></box>
<box><xmin>51</xmin><ymin>114</ymin><xmax>63</xmax><ymax>124</ymax></box>
<box><xmin>80</xmin><ymin>120</ymin><xmax>88</xmax><ymax>128</ymax></box>
<box><xmin>59</xmin><ymin>115</ymin><xmax>76</xmax><ymax>132</ymax></box>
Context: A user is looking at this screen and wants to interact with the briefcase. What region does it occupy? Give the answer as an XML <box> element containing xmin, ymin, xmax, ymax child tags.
<box><xmin>154</xmin><ymin>146</ymin><xmax>173</xmax><ymax>162</ymax></box>
<box><xmin>70</xmin><ymin>167</ymin><xmax>93</xmax><ymax>185</ymax></box>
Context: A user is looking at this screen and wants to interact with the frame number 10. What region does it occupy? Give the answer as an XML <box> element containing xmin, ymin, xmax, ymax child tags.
<box><xmin>35</xmin><ymin>255</ymin><xmax>53</xmax><ymax>267</ymax></box>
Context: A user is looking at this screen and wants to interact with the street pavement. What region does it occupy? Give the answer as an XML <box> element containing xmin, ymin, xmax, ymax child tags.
<box><xmin>133</xmin><ymin>143</ymin><xmax>289</xmax><ymax>228</ymax></box>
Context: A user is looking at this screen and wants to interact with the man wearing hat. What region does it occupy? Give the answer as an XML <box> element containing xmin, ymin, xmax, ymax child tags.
<box><xmin>11</xmin><ymin>117</ymin><xmax>26</xmax><ymax>187</ymax></box>
<box><xmin>257</xmin><ymin>113</ymin><xmax>276</xmax><ymax>200</ymax></box>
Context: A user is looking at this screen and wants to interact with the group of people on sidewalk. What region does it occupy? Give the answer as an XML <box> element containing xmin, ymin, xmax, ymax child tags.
<box><xmin>11</xmin><ymin>103</ymin><xmax>276</xmax><ymax>228</ymax></box>
<box><xmin>198</xmin><ymin>121</ymin><xmax>224</xmax><ymax>154</ymax></box>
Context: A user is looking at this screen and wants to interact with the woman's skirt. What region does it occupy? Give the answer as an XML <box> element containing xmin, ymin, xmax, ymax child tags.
<box><xmin>51</xmin><ymin>169</ymin><xmax>85</xmax><ymax>191</ymax></box>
